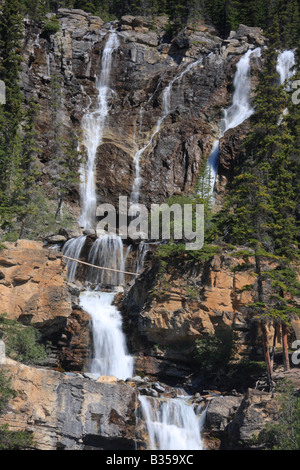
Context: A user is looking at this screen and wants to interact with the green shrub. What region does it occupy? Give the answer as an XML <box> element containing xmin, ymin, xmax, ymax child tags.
<box><xmin>0</xmin><ymin>370</ymin><xmax>34</xmax><ymax>449</ymax></box>
<box><xmin>194</xmin><ymin>331</ymin><xmax>236</xmax><ymax>371</ymax></box>
<box><xmin>254</xmin><ymin>380</ymin><xmax>300</xmax><ymax>450</ymax></box>
<box><xmin>0</xmin><ymin>424</ymin><xmax>34</xmax><ymax>450</ymax></box>
<box><xmin>42</xmin><ymin>15</ymin><xmax>60</xmax><ymax>35</ymax></box>
<box><xmin>0</xmin><ymin>314</ymin><xmax>49</xmax><ymax>365</ymax></box>
<box><xmin>2</xmin><ymin>231</ymin><xmax>19</xmax><ymax>242</ymax></box>
<box><xmin>0</xmin><ymin>369</ymin><xmax>15</xmax><ymax>413</ymax></box>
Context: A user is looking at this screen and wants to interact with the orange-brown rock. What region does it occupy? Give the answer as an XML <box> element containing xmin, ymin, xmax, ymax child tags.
<box><xmin>0</xmin><ymin>240</ymin><xmax>90</xmax><ymax>371</ymax></box>
<box><xmin>0</xmin><ymin>358</ymin><xmax>138</xmax><ymax>450</ymax></box>
<box><xmin>121</xmin><ymin>249</ymin><xmax>298</xmax><ymax>382</ymax></box>
<box><xmin>0</xmin><ymin>240</ymin><xmax>71</xmax><ymax>324</ymax></box>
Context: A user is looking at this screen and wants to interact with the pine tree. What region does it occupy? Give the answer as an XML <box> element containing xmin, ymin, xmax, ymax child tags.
<box><xmin>215</xmin><ymin>13</ymin><xmax>299</xmax><ymax>384</ymax></box>
<box><xmin>0</xmin><ymin>0</ymin><xmax>24</xmax><ymax>228</ymax></box>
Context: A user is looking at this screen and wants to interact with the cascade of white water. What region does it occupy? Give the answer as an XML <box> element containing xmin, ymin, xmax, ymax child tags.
<box><xmin>87</xmin><ymin>233</ymin><xmax>125</xmax><ymax>286</ymax></box>
<box><xmin>205</xmin><ymin>47</ymin><xmax>261</xmax><ymax>196</ymax></box>
<box><xmin>139</xmin><ymin>395</ymin><xmax>206</xmax><ymax>450</ymax></box>
<box><xmin>130</xmin><ymin>58</ymin><xmax>203</xmax><ymax>204</ymax></box>
<box><xmin>276</xmin><ymin>50</ymin><xmax>296</xmax><ymax>86</ymax></box>
<box><xmin>79</xmin><ymin>31</ymin><xmax>119</xmax><ymax>230</ymax></box>
<box><xmin>136</xmin><ymin>241</ymin><xmax>149</xmax><ymax>273</ymax></box>
<box><xmin>46</xmin><ymin>52</ymin><xmax>54</xmax><ymax>79</ymax></box>
<box><xmin>80</xmin><ymin>290</ymin><xmax>134</xmax><ymax>380</ymax></box>
<box><xmin>62</xmin><ymin>236</ymin><xmax>87</xmax><ymax>282</ymax></box>
<box><xmin>276</xmin><ymin>50</ymin><xmax>296</xmax><ymax>124</ymax></box>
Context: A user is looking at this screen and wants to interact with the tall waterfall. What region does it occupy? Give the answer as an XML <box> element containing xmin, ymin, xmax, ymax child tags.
<box><xmin>204</xmin><ymin>47</ymin><xmax>261</xmax><ymax>197</ymax></box>
<box><xmin>139</xmin><ymin>395</ymin><xmax>206</xmax><ymax>450</ymax></box>
<box><xmin>131</xmin><ymin>58</ymin><xmax>203</xmax><ymax>204</ymax></box>
<box><xmin>79</xmin><ymin>290</ymin><xmax>134</xmax><ymax>380</ymax></box>
<box><xmin>79</xmin><ymin>31</ymin><xmax>119</xmax><ymax>230</ymax></box>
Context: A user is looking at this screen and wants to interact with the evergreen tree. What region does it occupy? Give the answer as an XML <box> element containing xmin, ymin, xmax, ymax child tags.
<box><xmin>215</xmin><ymin>14</ymin><xmax>299</xmax><ymax>384</ymax></box>
<box><xmin>0</xmin><ymin>0</ymin><xmax>24</xmax><ymax>228</ymax></box>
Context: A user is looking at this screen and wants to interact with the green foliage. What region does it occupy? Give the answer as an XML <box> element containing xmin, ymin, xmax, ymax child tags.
<box><xmin>155</xmin><ymin>241</ymin><xmax>186</xmax><ymax>260</ymax></box>
<box><xmin>216</xmin><ymin>14</ymin><xmax>299</xmax><ymax>261</ymax></box>
<box><xmin>194</xmin><ymin>331</ymin><xmax>236</xmax><ymax>372</ymax></box>
<box><xmin>0</xmin><ymin>424</ymin><xmax>34</xmax><ymax>450</ymax></box>
<box><xmin>6</xmin><ymin>0</ymin><xmax>299</xmax><ymax>49</ymax></box>
<box><xmin>254</xmin><ymin>380</ymin><xmax>300</xmax><ymax>449</ymax></box>
<box><xmin>0</xmin><ymin>2</ymin><xmax>43</xmax><ymax>234</ymax></box>
<box><xmin>0</xmin><ymin>314</ymin><xmax>49</xmax><ymax>365</ymax></box>
<box><xmin>0</xmin><ymin>369</ymin><xmax>34</xmax><ymax>450</ymax></box>
<box><xmin>42</xmin><ymin>15</ymin><xmax>60</xmax><ymax>35</ymax></box>
<box><xmin>155</xmin><ymin>242</ymin><xmax>220</xmax><ymax>264</ymax></box>
<box><xmin>202</xmin><ymin>0</ymin><xmax>299</xmax><ymax>44</ymax></box>
<box><xmin>0</xmin><ymin>369</ymin><xmax>15</xmax><ymax>413</ymax></box>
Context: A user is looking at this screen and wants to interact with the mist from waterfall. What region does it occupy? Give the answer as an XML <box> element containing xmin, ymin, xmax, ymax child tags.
<box><xmin>79</xmin><ymin>31</ymin><xmax>119</xmax><ymax>230</ymax></box>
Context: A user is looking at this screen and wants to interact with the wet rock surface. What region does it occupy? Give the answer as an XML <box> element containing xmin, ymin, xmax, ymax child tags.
<box><xmin>21</xmin><ymin>9</ymin><xmax>264</xmax><ymax>213</ymax></box>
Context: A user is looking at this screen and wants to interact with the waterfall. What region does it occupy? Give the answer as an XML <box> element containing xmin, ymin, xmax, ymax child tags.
<box><xmin>204</xmin><ymin>47</ymin><xmax>261</xmax><ymax>197</ymax></box>
<box><xmin>72</xmin><ymin>234</ymin><xmax>134</xmax><ymax>380</ymax></box>
<box><xmin>276</xmin><ymin>50</ymin><xmax>296</xmax><ymax>124</ymax></box>
<box><xmin>139</xmin><ymin>395</ymin><xmax>206</xmax><ymax>450</ymax></box>
<box><xmin>80</xmin><ymin>290</ymin><xmax>134</xmax><ymax>380</ymax></box>
<box><xmin>46</xmin><ymin>52</ymin><xmax>51</xmax><ymax>79</ymax></box>
<box><xmin>136</xmin><ymin>241</ymin><xmax>149</xmax><ymax>273</ymax></box>
<box><xmin>79</xmin><ymin>31</ymin><xmax>119</xmax><ymax>230</ymax></box>
<box><xmin>62</xmin><ymin>236</ymin><xmax>87</xmax><ymax>282</ymax></box>
<box><xmin>276</xmin><ymin>50</ymin><xmax>296</xmax><ymax>86</ymax></box>
<box><xmin>87</xmin><ymin>233</ymin><xmax>125</xmax><ymax>287</ymax></box>
<box><xmin>68</xmin><ymin>30</ymin><xmax>133</xmax><ymax>382</ymax></box>
<box><xmin>130</xmin><ymin>58</ymin><xmax>203</xmax><ymax>204</ymax></box>
<box><xmin>62</xmin><ymin>232</ymin><xmax>133</xmax><ymax>379</ymax></box>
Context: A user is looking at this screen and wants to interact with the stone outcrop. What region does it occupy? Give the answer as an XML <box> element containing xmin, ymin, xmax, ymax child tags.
<box><xmin>120</xmin><ymin>248</ymin><xmax>298</xmax><ymax>384</ymax></box>
<box><xmin>0</xmin><ymin>241</ymin><xmax>90</xmax><ymax>370</ymax></box>
<box><xmin>0</xmin><ymin>240</ymin><xmax>72</xmax><ymax>323</ymax></box>
<box><xmin>0</xmin><ymin>359</ymin><xmax>138</xmax><ymax>450</ymax></box>
<box><xmin>2</xmin><ymin>354</ymin><xmax>298</xmax><ymax>450</ymax></box>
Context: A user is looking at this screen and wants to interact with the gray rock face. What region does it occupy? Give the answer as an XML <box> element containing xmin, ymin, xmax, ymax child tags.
<box><xmin>21</xmin><ymin>10</ymin><xmax>265</xmax><ymax>214</ymax></box>
<box><xmin>0</xmin><ymin>361</ymin><xmax>138</xmax><ymax>450</ymax></box>
<box><xmin>206</xmin><ymin>395</ymin><xmax>243</xmax><ymax>435</ymax></box>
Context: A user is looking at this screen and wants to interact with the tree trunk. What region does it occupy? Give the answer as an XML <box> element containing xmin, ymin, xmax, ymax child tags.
<box><xmin>15</xmin><ymin>216</ymin><xmax>27</xmax><ymax>246</ymax></box>
<box><xmin>270</xmin><ymin>322</ymin><xmax>278</xmax><ymax>369</ymax></box>
<box><xmin>282</xmin><ymin>322</ymin><xmax>290</xmax><ymax>371</ymax></box>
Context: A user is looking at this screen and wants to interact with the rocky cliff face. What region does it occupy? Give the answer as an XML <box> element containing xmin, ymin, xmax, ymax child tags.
<box><xmin>21</xmin><ymin>10</ymin><xmax>265</xmax><ymax>217</ymax></box>
<box><xmin>0</xmin><ymin>240</ymin><xmax>90</xmax><ymax>370</ymax></box>
<box><xmin>2</xmin><ymin>10</ymin><xmax>297</xmax><ymax>451</ymax></box>
<box><xmin>120</xmin><ymin>248</ymin><xmax>294</xmax><ymax>387</ymax></box>
<box><xmin>0</xmin><ymin>232</ymin><xmax>299</xmax><ymax>450</ymax></box>
<box><xmin>0</xmin><ymin>359</ymin><xmax>138</xmax><ymax>450</ymax></box>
